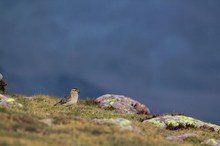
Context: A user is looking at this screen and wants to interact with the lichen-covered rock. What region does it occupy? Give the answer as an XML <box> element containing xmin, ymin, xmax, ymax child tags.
<box><xmin>202</xmin><ymin>139</ymin><xmax>220</xmax><ymax>146</ymax></box>
<box><xmin>166</xmin><ymin>133</ymin><xmax>198</xmax><ymax>142</ymax></box>
<box><xmin>94</xmin><ymin>118</ymin><xmax>141</xmax><ymax>132</ymax></box>
<box><xmin>0</xmin><ymin>94</ymin><xmax>7</xmax><ymax>99</ymax></box>
<box><xmin>0</xmin><ymin>94</ymin><xmax>23</xmax><ymax>108</ymax></box>
<box><xmin>143</xmin><ymin>115</ymin><xmax>220</xmax><ymax>132</ymax></box>
<box><xmin>95</xmin><ymin>94</ymin><xmax>150</xmax><ymax>114</ymax></box>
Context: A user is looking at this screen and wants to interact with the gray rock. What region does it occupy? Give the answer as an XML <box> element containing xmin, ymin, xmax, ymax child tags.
<box><xmin>202</xmin><ymin>139</ymin><xmax>220</xmax><ymax>146</ymax></box>
<box><xmin>95</xmin><ymin>94</ymin><xmax>150</xmax><ymax>114</ymax></box>
<box><xmin>0</xmin><ymin>94</ymin><xmax>7</xmax><ymax>100</ymax></box>
<box><xmin>94</xmin><ymin>118</ymin><xmax>141</xmax><ymax>133</ymax></box>
<box><xmin>39</xmin><ymin>118</ymin><xmax>54</xmax><ymax>126</ymax></box>
<box><xmin>166</xmin><ymin>133</ymin><xmax>198</xmax><ymax>142</ymax></box>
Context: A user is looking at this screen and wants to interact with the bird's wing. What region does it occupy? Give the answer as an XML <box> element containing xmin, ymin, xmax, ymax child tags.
<box><xmin>59</xmin><ymin>94</ymin><xmax>71</xmax><ymax>104</ymax></box>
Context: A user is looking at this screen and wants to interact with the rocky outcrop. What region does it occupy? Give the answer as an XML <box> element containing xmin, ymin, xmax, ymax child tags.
<box><xmin>143</xmin><ymin>115</ymin><xmax>220</xmax><ymax>132</ymax></box>
<box><xmin>95</xmin><ymin>94</ymin><xmax>150</xmax><ymax>114</ymax></box>
<box><xmin>0</xmin><ymin>94</ymin><xmax>23</xmax><ymax>107</ymax></box>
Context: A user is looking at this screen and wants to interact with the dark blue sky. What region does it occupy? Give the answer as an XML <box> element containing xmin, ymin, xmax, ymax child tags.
<box><xmin>0</xmin><ymin>1</ymin><xmax>220</xmax><ymax>124</ymax></box>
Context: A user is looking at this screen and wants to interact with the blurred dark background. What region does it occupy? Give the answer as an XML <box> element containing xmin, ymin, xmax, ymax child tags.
<box><xmin>0</xmin><ymin>1</ymin><xmax>220</xmax><ymax>124</ymax></box>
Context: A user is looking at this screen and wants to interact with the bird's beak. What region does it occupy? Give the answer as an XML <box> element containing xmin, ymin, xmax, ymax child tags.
<box><xmin>78</xmin><ymin>91</ymin><xmax>80</xmax><ymax>94</ymax></box>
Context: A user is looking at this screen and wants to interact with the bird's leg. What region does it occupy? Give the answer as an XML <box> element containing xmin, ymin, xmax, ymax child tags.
<box><xmin>68</xmin><ymin>104</ymin><xmax>77</xmax><ymax>110</ymax></box>
<box><xmin>68</xmin><ymin>105</ymin><xmax>74</xmax><ymax>110</ymax></box>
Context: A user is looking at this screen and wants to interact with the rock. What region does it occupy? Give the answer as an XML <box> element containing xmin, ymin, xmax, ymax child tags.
<box><xmin>0</xmin><ymin>94</ymin><xmax>23</xmax><ymax>108</ymax></box>
<box><xmin>166</xmin><ymin>133</ymin><xmax>198</xmax><ymax>142</ymax></box>
<box><xmin>94</xmin><ymin>118</ymin><xmax>141</xmax><ymax>133</ymax></box>
<box><xmin>202</xmin><ymin>139</ymin><xmax>220</xmax><ymax>146</ymax></box>
<box><xmin>0</xmin><ymin>94</ymin><xmax>8</xmax><ymax>100</ymax></box>
<box><xmin>39</xmin><ymin>118</ymin><xmax>54</xmax><ymax>126</ymax></box>
<box><xmin>143</xmin><ymin>115</ymin><xmax>220</xmax><ymax>132</ymax></box>
<box><xmin>95</xmin><ymin>94</ymin><xmax>150</xmax><ymax>114</ymax></box>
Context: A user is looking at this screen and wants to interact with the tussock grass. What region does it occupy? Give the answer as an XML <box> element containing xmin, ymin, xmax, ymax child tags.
<box><xmin>0</xmin><ymin>95</ymin><xmax>219</xmax><ymax>146</ymax></box>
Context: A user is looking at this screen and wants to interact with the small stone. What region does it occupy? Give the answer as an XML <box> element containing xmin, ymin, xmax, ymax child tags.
<box><xmin>166</xmin><ymin>133</ymin><xmax>198</xmax><ymax>142</ymax></box>
<box><xmin>202</xmin><ymin>139</ymin><xmax>220</xmax><ymax>146</ymax></box>
<box><xmin>0</xmin><ymin>94</ymin><xmax>8</xmax><ymax>100</ymax></box>
<box><xmin>39</xmin><ymin>118</ymin><xmax>54</xmax><ymax>126</ymax></box>
<box><xmin>94</xmin><ymin>118</ymin><xmax>141</xmax><ymax>133</ymax></box>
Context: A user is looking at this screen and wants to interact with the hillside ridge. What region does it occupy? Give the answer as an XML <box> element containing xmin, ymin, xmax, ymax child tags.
<box><xmin>0</xmin><ymin>94</ymin><xmax>219</xmax><ymax>146</ymax></box>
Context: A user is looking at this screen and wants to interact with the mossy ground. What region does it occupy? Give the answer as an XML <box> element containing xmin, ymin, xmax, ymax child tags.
<box><xmin>0</xmin><ymin>95</ymin><xmax>219</xmax><ymax>146</ymax></box>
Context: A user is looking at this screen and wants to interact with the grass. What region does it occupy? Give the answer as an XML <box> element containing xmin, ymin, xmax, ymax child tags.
<box><xmin>0</xmin><ymin>95</ymin><xmax>219</xmax><ymax>146</ymax></box>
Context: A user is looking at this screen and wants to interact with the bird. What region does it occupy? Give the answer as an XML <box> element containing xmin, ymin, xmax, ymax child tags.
<box><xmin>54</xmin><ymin>88</ymin><xmax>80</xmax><ymax>107</ymax></box>
<box><xmin>0</xmin><ymin>73</ymin><xmax>3</xmax><ymax>81</ymax></box>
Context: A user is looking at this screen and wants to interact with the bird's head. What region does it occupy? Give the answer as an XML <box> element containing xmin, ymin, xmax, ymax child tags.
<box><xmin>71</xmin><ymin>88</ymin><xmax>80</xmax><ymax>94</ymax></box>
